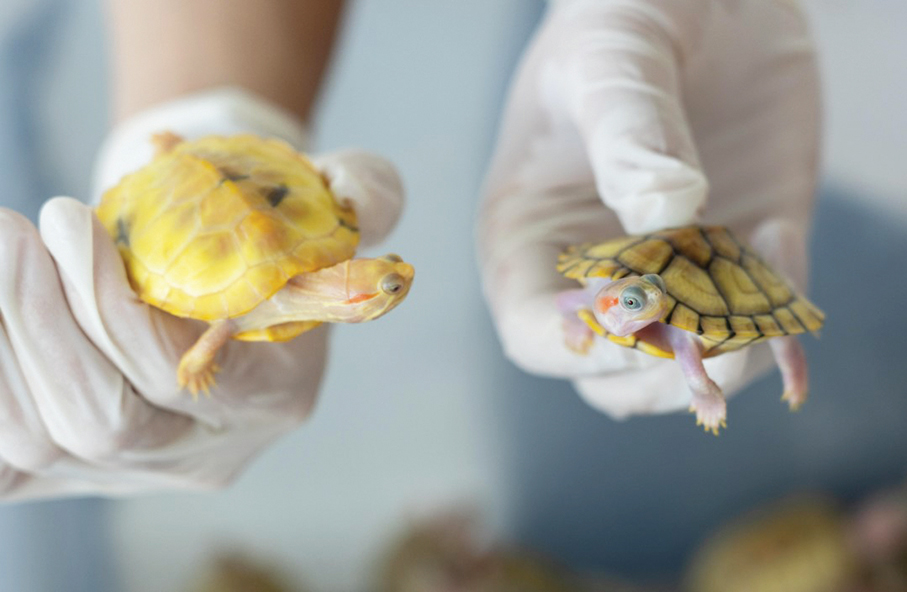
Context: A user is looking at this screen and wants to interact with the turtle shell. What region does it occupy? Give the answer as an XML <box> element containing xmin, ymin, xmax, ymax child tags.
<box><xmin>557</xmin><ymin>226</ymin><xmax>825</xmax><ymax>358</ymax></box>
<box><xmin>96</xmin><ymin>134</ymin><xmax>359</xmax><ymax>321</ymax></box>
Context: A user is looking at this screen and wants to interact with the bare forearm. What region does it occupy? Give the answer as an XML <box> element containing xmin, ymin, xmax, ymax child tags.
<box><xmin>106</xmin><ymin>0</ymin><xmax>345</xmax><ymax>123</ymax></box>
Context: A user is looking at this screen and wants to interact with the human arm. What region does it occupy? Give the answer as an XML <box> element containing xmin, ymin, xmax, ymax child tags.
<box><xmin>107</xmin><ymin>0</ymin><xmax>345</xmax><ymax>123</ymax></box>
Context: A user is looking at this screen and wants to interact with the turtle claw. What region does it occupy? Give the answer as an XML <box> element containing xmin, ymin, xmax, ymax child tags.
<box><xmin>781</xmin><ymin>389</ymin><xmax>808</xmax><ymax>412</ymax></box>
<box><xmin>689</xmin><ymin>383</ymin><xmax>728</xmax><ymax>436</ymax></box>
<box><xmin>694</xmin><ymin>417</ymin><xmax>725</xmax><ymax>436</ymax></box>
<box><xmin>700</xmin><ymin>421</ymin><xmax>725</xmax><ymax>437</ymax></box>
<box><xmin>177</xmin><ymin>321</ymin><xmax>232</xmax><ymax>398</ymax></box>
<box><xmin>178</xmin><ymin>359</ymin><xmax>220</xmax><ymax>399</ymax></box>
<box><xmin>692</xmin><ymin>409</ymin><xmax>726</xmax><ymax>436</ymax></box>
<box><xmin>707</xmin><ymin>419</ymin><xmax>728</xmax><ymax>436</ymax></box>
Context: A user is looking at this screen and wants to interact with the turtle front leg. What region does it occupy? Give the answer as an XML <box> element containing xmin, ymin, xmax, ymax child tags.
<box><xmin>666</xmin><ymin>326</ymin><xmax>727</xmax><ymax>435</ymax></box>
<box><xmin>555</xmin><ymin>289</ymin><xmax>596</xmax><ymax>354</ymax></box>
<box><xmin>177</xmin><ymin>319</ymin><xmax>235</xmax><ymax>398</ymax></box>
<box><xmin>770</xmin><ymin>335</ymin><xmax>809</xmax><ymax>411</ymax></box>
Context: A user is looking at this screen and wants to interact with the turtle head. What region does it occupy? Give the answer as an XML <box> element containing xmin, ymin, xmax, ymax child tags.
<box><xmin>234</xmin><ymin>254</ymin><xmax>413</xmax><ymax>334</ymax></box>
<box><xmin>335</xmin><ymin>254</ymin><xmax>415</xmax><ymax>321</ymax></box>
<box><xmin>593</xmin><ymin>274</ymin><xmax>669</xmax><ymax>337</ymax></box>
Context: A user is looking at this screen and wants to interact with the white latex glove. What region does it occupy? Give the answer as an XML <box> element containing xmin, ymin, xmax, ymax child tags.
<box><xmin>478</xmin><ymin>0</ymin><xmax>820</xmax><ymax>419</ymax></box>
<box><xmin>0</xmin><ymin>88</ymin><xmax>404</xmax><ymax>501</ymax></box>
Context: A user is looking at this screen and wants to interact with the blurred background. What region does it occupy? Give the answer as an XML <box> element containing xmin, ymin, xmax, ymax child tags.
<box><xmin>0</xmin><ymin>1</ymin><xmax>905</xmax><ymax>591</ymax></box>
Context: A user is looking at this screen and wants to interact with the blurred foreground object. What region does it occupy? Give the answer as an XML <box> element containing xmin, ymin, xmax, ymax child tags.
<box><xmin>848</xmin><ymin>482</ymin><xmax>907</xmax><ymax>591</ymax></box>
<box><xmin>189</xmin><ymin>553</ymin><xmax>303</xmax><ymax>592</ymax></box>
<box><xmin>685</xmin><ymin>484</ymin><xmax>907</xmax><ymax>592</ymax></box>
<box><xmin>377</xmin><ymin>511</ymin><xmax>662</xmax><ymax>592</ymax></box>
<box><xmin>685</xmin><ymin>497</ymin><xmax>854</xmax><ymax>592</ymax></box>
<box><xmin>97</xmin><ymin>132</ymin><xmax>413</xmax><ymax>396</ymax></box>
<box><xmin>377</xmin><ymin>511</ymin><xmax>577</xmax><ymax>592</ymax></box>
<box><xmin>186</xmin><ymin>511</ymin><xmax>663</xmax><ymax>592</ymax></box>
<box><xmin>557</xmin><ymin>226</ymin><xmax>824</xmax><ymax>435</ymax></box>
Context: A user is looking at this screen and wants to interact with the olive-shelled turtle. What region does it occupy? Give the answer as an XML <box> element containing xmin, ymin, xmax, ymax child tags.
<box><xmin>556</xmin><ymin>225</ymin><xmax>823</xmax><ymax>434</ymax></box>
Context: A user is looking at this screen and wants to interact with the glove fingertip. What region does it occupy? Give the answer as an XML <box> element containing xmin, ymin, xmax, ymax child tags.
<box><xmin>38</xmin><ymin>197</ymin><xmax>95</xmax><ymax>249</ymax></box>
<box><xmin>313</xmin><ymin>150</ymin><xmax>405</xmax><ymax>249</ymax></box>
<box><xmin>39</xmin><ymin>196</ymin><xmax>134</xmax><ymax>297</ymax></box>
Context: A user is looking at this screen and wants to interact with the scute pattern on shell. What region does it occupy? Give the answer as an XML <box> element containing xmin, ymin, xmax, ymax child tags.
<box><xmin>97</xmin><ymin>134</ymin><xmax>359</xmax><ymax>321</ymax></box>
<box><xmin>557</xmin><ymin>226</ymin><xmax>825</xmax><ymax>358</ymax></box>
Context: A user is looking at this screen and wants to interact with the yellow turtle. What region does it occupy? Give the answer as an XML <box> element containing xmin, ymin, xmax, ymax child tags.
<box><xmin>97</xmin><ymin>132</ymin><xmax>414</xmax><ymax>396</ymax></box>
<box><xmin>556</xmin><ymin>225</ymin><xmax>824</xmax><ymax>434</ymax></box>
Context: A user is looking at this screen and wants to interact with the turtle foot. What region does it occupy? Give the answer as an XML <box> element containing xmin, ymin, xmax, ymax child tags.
<box><xmin>782</xmin><ymin>388</ymin><xmax>808</xmax><ymax>412</ymax></box>
<box><xmin>689</xmin><ymin>382</ymin><xmax>727</xmax><ymax>436</ymax></box>
<box><xmin>770</xmin><ymin>336</ymin><xmax>809</xmax><ymax>412</ymax></box>
<box><xmin>556</xmin><ymin>291</ymin><xmax>597</xmax><ymax>356</ymax></box>
<box><xmin>177</xmin><ymin>357</ymin><xmax>221</xmax><ymax>399</ymax></box>
<box><xmin>562</xmin><ymin>317</ymin><xmax>594</xmax><ymax>355</ymax></box>
<box><xmin>177</xmin><ymin>320</ymin><xmax>233</xmax><ymax>398</ymax></box>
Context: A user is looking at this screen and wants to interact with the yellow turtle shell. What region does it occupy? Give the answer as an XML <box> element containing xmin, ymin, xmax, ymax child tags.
<box><xmin>557</xmin><ymin>226</ymin><xmax>825</xmax><ymax>359</ymax></box>
<box><xmin>96</xmin><ymin>133</ymin><xmax>359</xmax><ymax>323</ymax></box>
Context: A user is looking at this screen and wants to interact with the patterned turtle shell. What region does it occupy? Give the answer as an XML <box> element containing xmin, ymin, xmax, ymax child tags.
<box><xmin>557</xmin><ymin>226</ymin><xmax>825</xmax><ymax>358</ymax></box>
<box><xmin>96</xmin><ymin>133</ymin><xmax>359</xmax><ymax>322</ymax></box>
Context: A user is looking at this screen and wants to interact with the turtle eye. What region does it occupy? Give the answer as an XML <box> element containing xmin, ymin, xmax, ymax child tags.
<box><xmin>620</xmin><ymin>286</ymin><xmax>647</xmax><ymax>311</ymax></box>
<box><xmin>381</xmin><ymin>254</ymin><xmax>403</xmax><ymax>263</ymax></box>
<box><xmin>381</xmin><ymin>273</ymin><xmax>405</xmax><ymax>295</ymax></box>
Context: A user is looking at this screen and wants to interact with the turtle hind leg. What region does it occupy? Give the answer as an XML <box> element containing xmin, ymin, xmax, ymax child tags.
<box><xmin>666</xmin><ymin>325</ymin><xmax>727</xmax><ymax>436</ymax></box>
<box><xmin>177</xmin><ymin>320</ymin><xmax>235</xmax><ymax>398</ymax></box>
<box><xmin>770</xmin><ymin>335</ymin><xmax>809</xmax><ymax>411</ymax></box>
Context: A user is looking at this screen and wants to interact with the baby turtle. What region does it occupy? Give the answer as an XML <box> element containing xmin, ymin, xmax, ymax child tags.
<box><xmin>97</xmin><ymin>132</ymin><xmax>414</xmax><ymax>396</ymax></box>
<box><xmin>556</xmin><ymin>225</ymin><xmax>824</xmax><ymax>434</ymax></box>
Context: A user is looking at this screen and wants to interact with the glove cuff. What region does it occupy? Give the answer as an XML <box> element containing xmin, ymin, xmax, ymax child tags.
<box><xmin>91</xmin><ymin>86</ymin><xmax>310</xmax><ymax>202</ymax></box>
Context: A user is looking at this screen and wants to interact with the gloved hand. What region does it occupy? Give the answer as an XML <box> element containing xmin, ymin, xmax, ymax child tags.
<box><xmin>478</xmin><ymin>0</ymin><xmax>820</xmax><ymax>419</ymax></box>
<box><xmin>0</xmin><ymin>88</ymin><xmax>404</xmax><ymax>500</ymax></box>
